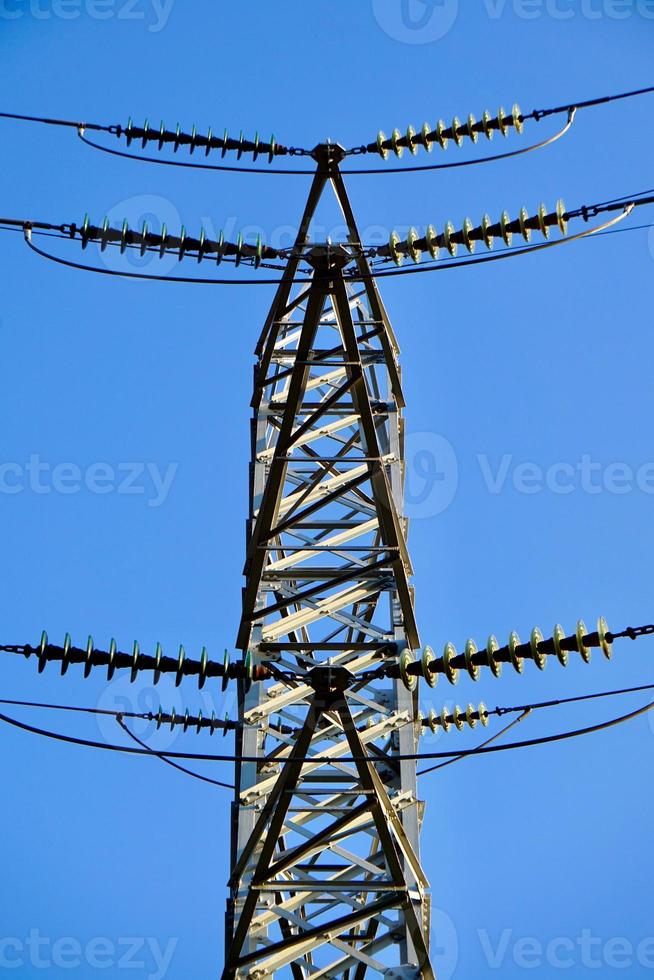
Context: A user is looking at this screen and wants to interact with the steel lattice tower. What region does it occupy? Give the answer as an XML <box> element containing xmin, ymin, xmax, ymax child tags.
<box><xmin>225</xmin><ymin>145</ymin><xmax>434</xmax><ymax>979</ymax></box>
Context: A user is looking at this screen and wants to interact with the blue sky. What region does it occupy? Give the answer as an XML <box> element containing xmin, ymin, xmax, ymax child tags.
<box><xmin>1</xmin><ymin>2</ymin><xmax>653</xmax><ymax>977</ymax></box>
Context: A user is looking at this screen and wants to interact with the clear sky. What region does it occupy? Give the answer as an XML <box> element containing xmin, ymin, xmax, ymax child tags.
<box><xmin>1</xmin><ymin>2</ymin><xmax>653</xmax><ymax>978</ymax></box>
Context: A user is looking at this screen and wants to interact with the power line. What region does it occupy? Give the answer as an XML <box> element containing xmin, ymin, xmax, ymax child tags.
<box><xmin>4</xmin><ymin>679</ymin><xmax>654</xmax><ymax>725</ymax></box>
<box><xmin>417</xmin><ymin>710</ymin><xmax>532</xmax><ymax>777</ymax></box>
<box><xmin>2</xmin><ymin>683</ymin><xmax>653</xmax><ymax>765</ymax></box>
<box><xmin>116</xmin><ymin>716</ymin><xmax>235</xmax><ymax>790</ymax></box>
<box><xmin>2</xmin><ymin>82</ymin><xmax>653</xmax><ymax>177</ymax></box>
<box><xmin>4</xmin><ymin>199</ymin><xmax>641</xmax><ymax>288</ymax></box>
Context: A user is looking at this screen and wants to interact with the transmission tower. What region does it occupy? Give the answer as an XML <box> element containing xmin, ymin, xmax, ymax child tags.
<box><xmin>226</xmin><ymin>143</ymin><xmax>432</xmax><ymax>978</ymax></box>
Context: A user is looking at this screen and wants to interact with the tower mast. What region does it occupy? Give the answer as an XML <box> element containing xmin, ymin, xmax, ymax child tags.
<box><xmin>226</xmin><ymin>145</ymin><xmax>434</xmax><ymax>978</ymax></box>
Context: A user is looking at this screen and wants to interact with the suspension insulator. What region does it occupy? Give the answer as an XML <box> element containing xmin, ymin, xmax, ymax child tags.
<box><xmin>406</xmin><ymin>124</ymin><xmax>417</xmax><ymax>156</ymax></box>
<box><xmin>421</xmin><ymin>645</ymin><xmax>438</xmax><ymax>688</ymax></box>
<box><xmin>557</xmin><ymin>198</ymin><xmax>568</xmax><ymax>235</ymax></box>
<box><xmin>467</xmin><ymin>113</ymin><xmax>478</xmax><ymax>144</ymax></box>
<box><xmin>84</xmin><ymin>636</ymin><xmax>94</xmax><ymax>679</ymax></box>
<box><xmin>421</xmin><ymin>122</ymin><xmax>432</xmax><ymax>152</ymax></box>
<box><xmin>376</xmin><ymin>130</ymin><xmax>388</xmax><ymax>160</ymax></box>
<box><xmin>199</xmin><ymin>646</ymin><xmax>208</xmax><ymax>689</ymax></box>
<box><xmin>400</xmin><ymin>648</ymin><xmax>418</xmax><ymax>691</ymax></box>
<box><xmin>139</xmin><ymin>222</ymin><xmax>148</xmax><ymax>258</ymax></box>
<box><xmin>519</xmin><ymin>207</ymin><xmax>531</xmax><ymax>242</ymax></box>
<box><xmin>389</xmin><ymin>231</ymin><xmax>403</xmax><ymax>267</ymax></box>
<box><xmin>178</xmin><ymin>226</ymin><xmax>187</xmax><ymax>260</ymax></box>
<box><xmin>390</xmin><ymin>128</ymin><xmax>403</xmax><ymax>158</ymax></box>
<box><xmin>465</xmin><ymin>703</ymin><xmax>478</xmax><ymax>728</ymax></box>
<box><xmin>120</xmin><ymin>219</ymin><xmax>128</xmax><ymax>254</ymax></box>
<box><xmin>81</xmin><ymin>213</ymin><xmax>91</xmax><ymax>249</ymax></box>
<box><xmin>498</xmin><ymin>106</ymin><xmax>509</xmax><ymax>136</ymax></box>
<box><xmin>598</xmin><ymin>616</ymin><xmax>612</xmax><ymax>660</ymax></box>
<box><xmin>424</xmin><ymin>224</ymin><xmax>439</xmax><ymax>259</ymax></box>
<box><xmin>451</xmin><ymin>116</ymin><xmax>463</xmax><ymax>147</ymax></box>
<box><xmin>435</xmin><ymin>120</ymin><xmax>448</xmax><ymax>149</ymax></box>
<box><xmin>61</xmin><ymin>633</ymin><xmax>72</xmax><ymax>675</ymax></box>
<box><xmin>130</xmin><ymin>641</ymin><xmax>140</xmax><ymax>683</ymax></box>
<box><xmin>406</xmin><ymin>227</ymin><xmax>421</xmax><ymax>263</ymax></box>
<box><xmin>538</xmin><ymin>203</ymin><xmax>550</xmax><ymax>239</ymax></box>
<box><xmin>176</xmin><ymin>644</ymin><xmax>186</xmax><ymax>686</ymax></box>
<box><xmin>530</xmin><ymin>627</ymin><xmax>547</xmax><ymax>670</ymax></box>
<box><xmin>107</xmin><ymin>638</ymin><xmax>117</xmax><ymax>680</ymax></box>
<box><xmin>464</xmin><ymin>639</ymin><xmax>480</xmax><ymax>681</ymax></box>
<box><xmin>462</xmin><ymin>217</ymin><xmax>475</xmax><ymax>253</ymax></box>
<box><xmin>486</xmin><ymin>635</ymin><xmax>502</xmax><ymax>678</ymax></box>
<box><xmin>576</xmin><ymin>620</ymin><xmax>591</xmax><ymax>664</ymax></box>
<box><xmin>443</xmin><ymin>221</ymin><xmax>457</xmax><ymax>257</ymax></box>
<box><xmin>452</xmin><ymin>705</ymin><xmax>466</xmax><ymax>730</ymax></box>
<box><xmin>427</xmin><ymin>708</ymin><xmax>439</xmax><ymax>733</ymax></box>
<box><xmin>100</xmin><ymin>216</ymin><xmax>110</xmax><ymax>252</ymax></box>
<box><xmin>235</xmin><ymin>231</ymin><xmax>244</xmax><ymax>267</ymax></box>
<box><xmin>222</xmin><ymin>649</ymin><xmax>230</xmax><ymax>692</ymax></box>
<box><xmin>154</xmin><ymin>641</ymin><xmax>163</xmax><ymax>685</ymax></box>
<box><xmin>197</xmin><ymin>228</ymin><xmax>207</xmax><ymax>263</ymax></box>
<box><xmin>243</xmin><ymin>650</ymin><xmax>254</xmax><ymax>693</ymax></box>
<box><xmin>442</xmin><ymin>641</ymin><xmax>459</xmax><ymax>685</ymax></box>
<box><xmin>215</xmin><ymin>230</ymin><xmax>225</xmax><ymax>265</ymax></box>
<box><xmin>481</xmin><ymin>110</ymin><xmax>494</xmax><ymax>140</ymax></box>
<box><xmin>481</xmin><ymin>214</ymin><xmax>494</xmax><ymax>249</ymax></box>
<box><xmin>553</xmin><ymin>624</ymin><xmax>568</xmax><ymax>666</ymax></box>
<box><xmin>512</xmin><ymin>103</ymin><xmax>524</xmax><ymax>134</ymax></box>
<box><xmin>508</xmin><ymin>631</ymin><xmax>524</xmax><ymax>673</ymax></box>
<box><xmin>500</xmin><ymin>211</ymin><xmax>512</xmax><ymax>246</ymax></box>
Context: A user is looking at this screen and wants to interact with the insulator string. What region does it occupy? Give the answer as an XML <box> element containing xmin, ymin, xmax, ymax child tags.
<box><xmin>14</xmin><ymin>201</ymin><xmax>638</xmax><ymax>287</ymax></box>
<box><xmin>394</xmin><ymin>617</ymin><xmax>654</xmax><ymax>690</ymax></box>
<box><xmin>77</xmin><ymin>131</ymin><xmax>319</xmax><ymax>176</ymax></box>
